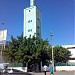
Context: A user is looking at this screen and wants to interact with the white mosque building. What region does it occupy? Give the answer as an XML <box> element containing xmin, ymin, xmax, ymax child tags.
<box><xmin>23</xmin><ymin>0</ymin><xmax>41</xmax><ymax>38</ymax></box>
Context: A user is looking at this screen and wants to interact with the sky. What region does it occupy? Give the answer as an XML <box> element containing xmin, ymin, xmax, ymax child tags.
<box><xmin>0</xmin><ymin>0</ymin><xmax>74</xmax><ymax>45</ymax></box>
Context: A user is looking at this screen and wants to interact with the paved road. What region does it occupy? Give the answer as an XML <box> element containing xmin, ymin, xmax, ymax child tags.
<box><xmin>30</xmin><ymin>71</ymin><xmax>75</xmax><ymax>75</ymax></box>
<box><xmin>1</xmin><ymin>71</ymin><xmax>75</xmax><ymax>75</ymax></box>
<box><xmin>2</xmin><ymin>72</ymin><xmax>32</xmax><ymax>75</ymax></box>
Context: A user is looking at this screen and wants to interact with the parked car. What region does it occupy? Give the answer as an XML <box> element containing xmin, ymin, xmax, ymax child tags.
<box><xmin>0</xmin><ymin>63</ymin><xmax>9</xmax><ymax>73</ymax></box>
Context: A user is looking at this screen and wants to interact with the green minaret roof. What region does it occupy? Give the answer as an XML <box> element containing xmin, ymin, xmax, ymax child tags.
<box><xmin>30</xmin><ymin>0</ymin><xmax>36</xmax><ymax>7</ymax></box>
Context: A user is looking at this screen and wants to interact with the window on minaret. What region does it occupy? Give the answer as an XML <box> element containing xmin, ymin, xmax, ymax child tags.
<box><xmin>28</xmin><ymin>29</ymin><xmax>32</xmax><ymax>32</ymax></box>
<box><xmin>37</xmin><ymin>18</ymin><xmax>40</xmax><ymax>21</ymax></box>
<box><xmin>28</xmin><ymin>20</ymin><xmax>32</xmax><ymax>23</ymax></box>
<box><xmin>37</xmin><ymin>33</ymin><xmax>39</xmax><ymax>35</ymax></box>
<box><xmin>37</xmin><ymin>26</ymin><xmax>40</xmax><ymax>29</ymax></box>
<box><xmin>29</xmin><ymin>10</ymin><xmax>31</xmax><ymax>12</ymax></box>
<box><xmin>31</xmin><ymin>20</ymin><xmax>32</xmax><ymax>22</ymax></box>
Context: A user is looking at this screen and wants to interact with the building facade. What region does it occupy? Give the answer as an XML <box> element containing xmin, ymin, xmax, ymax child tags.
<box><xmin>62</xmin><ymin>45</ymin><xmax>75</xmax><ymax>65</ymax></box>
<box><xmin>24</xmin><ymin>0</ymin><xmax>41</xmax><ymax>38</ymax></box>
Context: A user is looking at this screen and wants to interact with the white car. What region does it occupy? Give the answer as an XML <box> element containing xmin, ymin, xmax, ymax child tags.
<box><xmin>0</xmin><ymin>63</ymin><xmax>9</xmax><ymax>73</ymax></box>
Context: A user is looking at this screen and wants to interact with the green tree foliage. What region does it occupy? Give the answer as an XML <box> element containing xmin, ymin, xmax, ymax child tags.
<box><xmin>53</xmin><ymin>46</ymin><xmax>71</xmax><ymax>63</ymax></box>
<box><xmin>3</xmin><ymin>34</ymin><xmax>71</xmax><ymax>66</ymax></box>
<box><xmin>3</xmin><ymin>34</ymin><xmax>50</xmax><ymax>66</ymax></box>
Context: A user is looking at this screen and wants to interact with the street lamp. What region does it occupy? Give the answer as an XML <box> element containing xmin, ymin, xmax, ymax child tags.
<box><xmin>50</xmin><ymin>31</ymin><xmax>54</xmax><ymax>73</ymax></box>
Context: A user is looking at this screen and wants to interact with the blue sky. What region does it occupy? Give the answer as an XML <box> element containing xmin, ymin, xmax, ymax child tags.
<box><xmin>0</xmin><ymin>0</ymin><xmax>74</xmax><ymax>45</ymax></box>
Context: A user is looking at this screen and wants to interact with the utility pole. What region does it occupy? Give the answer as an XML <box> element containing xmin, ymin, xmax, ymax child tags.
<box><xmin>50</xmin><ymin>31</ymin><xmax>54</xmax><ymax>73</ymax></box>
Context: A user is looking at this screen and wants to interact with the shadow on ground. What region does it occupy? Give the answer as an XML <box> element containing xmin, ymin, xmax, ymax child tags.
<box><xmin>1</xmin><ymin>69</ymin><xmax>32</xmax><ymax>75</ymax></box>
<box><xmin>2</xmin><ymin>72</ymin><xmax>32</xmax><ymax>75</ymax></box>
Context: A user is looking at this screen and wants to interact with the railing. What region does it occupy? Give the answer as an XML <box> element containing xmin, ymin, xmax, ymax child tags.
<box><xmin>55</xmin><ymin>62</ymin><xmax>75</xmax><ymax>66</ymax></box>
<box><xmin>8</xmin><ymin>62</ymin><xmax>23</xmax><ymax>67</ymax></box>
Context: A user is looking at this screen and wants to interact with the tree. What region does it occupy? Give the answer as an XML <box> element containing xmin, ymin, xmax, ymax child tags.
<box><xmin>3</xmin><ymin>34</ymin><xmax>71</xmax><ymax>68</ymax></box>
<box><xmin>3</xmin><ymin>34</ymin><xmax>50</xmax><ymax>67</ymax></box>
<box><xmin>53</xmin><ymin>46</ymin><xmax>71</xmax><ymax>63</ymax></box>
<box><xmin>3</xmin><ymin>35</ymin><xmax>19</xmax><ymax>62</ymax></box>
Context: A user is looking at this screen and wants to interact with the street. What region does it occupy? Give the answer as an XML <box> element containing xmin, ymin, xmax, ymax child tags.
<box><xmin>2</xmin><ymin>72</ymin><xmax>32</xmax><ymax>75</ymax></box>
<box><xmin>1</xmin><ymin>71</ymin><xmax>75</xmax><ymax>75</ymax></box>
<box><xmin>30</xmin><ymin>71</ymin><xmax>75</xmax><ymax>75</ymax></box>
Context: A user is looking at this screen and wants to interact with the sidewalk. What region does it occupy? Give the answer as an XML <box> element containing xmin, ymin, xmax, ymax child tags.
<box><xmin>29</xmin><ymin>71</ymin><xmax>75</xmax><ymax>75</ymax></box>
<box><xmin>30</xmin><ymin>72</ymin><xmax>50</xmax><ymax>75</ymax></box>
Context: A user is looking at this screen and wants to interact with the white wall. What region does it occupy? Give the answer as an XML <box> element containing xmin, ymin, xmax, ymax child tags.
<box><xmin>41</xmin><ymin>66</ymin><xmax>75</xmax><ymax>72</ymax></box>
<box><xmin>8</xmin><ymin>66</ymin><xmax>75</xmax><ymax>72</ymax></box>
<box><xmin>56</xmin><ymin>66</ymin><xmax>75</xmax><ymax>71</ymax></box>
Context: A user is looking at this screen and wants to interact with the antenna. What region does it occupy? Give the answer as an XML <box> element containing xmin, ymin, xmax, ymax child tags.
<box><xmin>30</xmin><ymin>0</ymin><xmax>36</xmax><ymax>7</ymax></box>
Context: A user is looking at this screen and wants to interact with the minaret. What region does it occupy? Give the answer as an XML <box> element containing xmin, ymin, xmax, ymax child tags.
<box><xmin>24</xmin><ymin>0</ymin><xmax>41</xmax><ymax>38</ymax></box>
<box><xmin>30</xmin><ymin>0</ymin><xmax>36</xmax><ymax>7</ymax></box>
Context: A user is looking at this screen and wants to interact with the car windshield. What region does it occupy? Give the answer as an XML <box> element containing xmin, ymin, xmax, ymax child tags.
<box><xmin>0</xmin><ymin>64</ymin><xmax>4</xmax><ymax>69</ymax></box>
